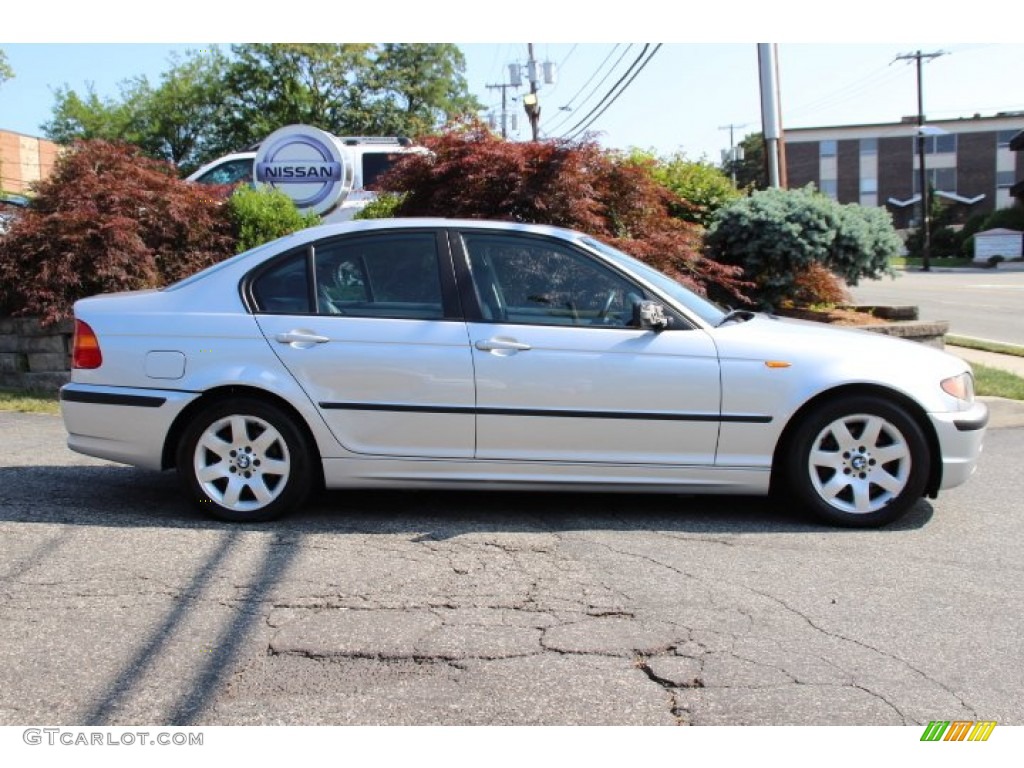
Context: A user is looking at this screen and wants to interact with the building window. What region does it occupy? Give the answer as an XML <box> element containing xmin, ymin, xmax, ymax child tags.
<box><xmin>997</xmin><ymin>130</ymin><xmax>1018</xmax><ymax>148</ymax></box>
<box><xmin>860</xmin><ymin>177</ymin><xmax>878</xmax><ymax>194</ymax></box>
<box><xmin>923</xmin><ymin>134</ymin><xmax>957</xmax><ymax>154</ymax></box>
<box><xmin>914</xmin><ymin>168</ymin><xmax>957</xmax><ymax>193</ymax></box>
<box><xmin>820</xmin><ymin>140</ymin><xmax>837</xmax><ymax>158</ymax></box>
<box><xmin>997</xmin><ymin>170</ymin><xmax>1017</xmax><ymax>188</ymax></box>
<box><xmin>819</xmin><ymin>179</ymin><xmax>838</xmax><ymax>199</ymax></box>
<box><xmin>860</xmin><ymin>138</ymin><xmax>878</xmax><ymax>155</ymax></box>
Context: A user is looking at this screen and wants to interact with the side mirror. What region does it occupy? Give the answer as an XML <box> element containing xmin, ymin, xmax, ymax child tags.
<box><xmin>632</xmin><ymin>300</ymin><xmax>671</xmax><ymax>331</ymax></box>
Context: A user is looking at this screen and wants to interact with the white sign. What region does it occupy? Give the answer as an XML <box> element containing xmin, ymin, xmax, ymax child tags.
<box><xmin>973</xmin><ymin>228</ymin><xmax>1023</xmax><ymax>262</ymax></box>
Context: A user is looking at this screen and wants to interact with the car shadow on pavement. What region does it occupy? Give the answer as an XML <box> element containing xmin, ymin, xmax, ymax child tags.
<box><xmin>0</xmin><ymin>464</ymin><xmax>935</xmax><ymax>535</ymax></box>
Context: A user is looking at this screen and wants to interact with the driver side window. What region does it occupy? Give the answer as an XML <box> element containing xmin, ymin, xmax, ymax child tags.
<box><xmin>462</xmin><ymin>233</ymin><xmax>642</xmax><ymax>327</ymax></box>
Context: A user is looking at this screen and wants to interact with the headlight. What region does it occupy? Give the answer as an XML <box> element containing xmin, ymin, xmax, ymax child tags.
<box><xmin>941</xmin><ymin>372</ymin><xmax>975</xmax><ymax>403</ymax></box>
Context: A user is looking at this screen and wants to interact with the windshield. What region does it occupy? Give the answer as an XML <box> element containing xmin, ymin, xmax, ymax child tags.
<box><xmin>581</xmin><ymin>237</ymin><xmax>727</xmax><ymax>326</ymax></box>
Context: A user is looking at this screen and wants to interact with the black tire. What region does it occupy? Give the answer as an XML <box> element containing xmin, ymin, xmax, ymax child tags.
<box><xmin>176</xmin><ymin>397</ymin><xmax>312</xmax><ymax>523</ymax></box>
<box><xmin>786</xmin><ymin>395</ymin><xmax>930</xmax><ymax>528</ymax></box>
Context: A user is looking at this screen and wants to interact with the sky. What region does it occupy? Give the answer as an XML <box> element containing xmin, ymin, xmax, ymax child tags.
<box><xmin>1</xmin><ymin>5</ymin><xmax>1022</xmax><ymax>167</ymax></box>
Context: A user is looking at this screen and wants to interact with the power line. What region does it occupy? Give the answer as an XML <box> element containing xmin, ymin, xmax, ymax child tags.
<box><xmin>562</xmin><ymin>44</ymin><xmax>662</xmax><ymax>141</ymax></box>
<box><xmin>556</xmin><ymin>45</ymin><xmax>649</xmax><ymax>139</ymax></box>
<box><xmin>785</xmin><ymin>63</ymin><xmax>904</xmax><ymax>121</ymax></box>
<box><xmin>541</xmin><ymin>44</ymin><xmax>629</xmax><ymax>135</ymax></box>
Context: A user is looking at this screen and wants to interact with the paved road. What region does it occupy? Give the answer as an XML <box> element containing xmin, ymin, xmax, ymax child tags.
<box><xmin>1</xmin><ymin>413</ymin><xmax>1022</xmax><ymax>726</ymax></box>
<box><xmin>850</xmin><ymin>268</ymin><xmax>1024</xmax><ymax>345</ymax></box>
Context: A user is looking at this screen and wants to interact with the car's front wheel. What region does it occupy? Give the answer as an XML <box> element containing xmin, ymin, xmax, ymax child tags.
<box><xmin>177</xmin><ymin>398</ymin><xmax>312</xmax><ymax>522</ymax></box>
<box><xmin>787</xmin><ymin>395</ymin><xmax>930</xmax><ymax>527</ymax></box>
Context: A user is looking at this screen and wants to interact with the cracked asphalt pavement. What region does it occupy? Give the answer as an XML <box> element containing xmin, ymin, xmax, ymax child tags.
<box><xmin>1</xmin><ymin>412</ymin><xmax>1022</xmax><ymax>726</ymax></box>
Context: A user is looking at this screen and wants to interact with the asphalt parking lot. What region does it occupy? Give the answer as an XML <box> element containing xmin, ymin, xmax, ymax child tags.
<box><xmin>1</xmin><ymin>411</ymin><xmax>1022</xmax><ymax>726</ymax></box>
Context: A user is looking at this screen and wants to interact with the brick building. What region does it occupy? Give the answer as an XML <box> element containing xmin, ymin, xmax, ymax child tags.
<box><xmin>0</xmin><ymin>129</ymin><xmax>60</xmax><ymax>195</ymax></box>
<box><xmin>785</xmin><ymin>113</ymin><xmax>1024</xmax><ymax>228</ymax></box>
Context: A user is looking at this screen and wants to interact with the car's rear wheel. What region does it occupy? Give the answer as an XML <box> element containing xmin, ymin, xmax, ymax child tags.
<box><xmin>787</xmin><ymin>395</ymin><xmax>930</xmax><ymax>527</ymax></box>
<box><xmin>177</xmin><ymin>398</ymin><xmax>312</xmax><ymax>522</ymax></box>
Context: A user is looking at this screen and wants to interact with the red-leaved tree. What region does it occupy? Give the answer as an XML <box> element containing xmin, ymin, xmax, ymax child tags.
<box><xmin>0</xmin><ymin>140</ymin><xmax>235</xmax><ymax>324</ymax></box>
<box><xmin>379</xmin><ymin>121</ymin><xmax>749</xmax><ymax>301</ymax></box>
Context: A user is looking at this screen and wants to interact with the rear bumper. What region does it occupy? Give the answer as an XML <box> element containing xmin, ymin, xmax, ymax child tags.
<box><xmin>60</xmin><ymin>383</ymin><xmax>199</xmax><ymax>470</ymax></box>
<box><xmin>928</xmin><ymin>401</ymin><xmax>988</xmax><ymax>491</ymax></box>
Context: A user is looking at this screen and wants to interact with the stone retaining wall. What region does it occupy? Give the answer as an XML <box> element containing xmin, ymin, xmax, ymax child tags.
<box><xmin>862</xmin><ymin>320</ymin><xmax>949</xmax><ymax>349</ymax></box>
<box><xmin>0</xmin><ymin>317</ymin><xmax>74</xmax><ymax>393</ymax></box>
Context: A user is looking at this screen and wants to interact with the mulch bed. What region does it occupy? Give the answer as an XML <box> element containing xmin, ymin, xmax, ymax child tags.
<box><xmin>773</xmin><ymin>307</ymin><xmax>887</xmax><ymax>326</ymax></box>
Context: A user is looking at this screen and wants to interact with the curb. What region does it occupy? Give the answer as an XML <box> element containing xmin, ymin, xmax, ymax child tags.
<box><xmin>978</xmin><ymin>396</ymin><xmax>1024</xmax><ymax>430</ymax></box>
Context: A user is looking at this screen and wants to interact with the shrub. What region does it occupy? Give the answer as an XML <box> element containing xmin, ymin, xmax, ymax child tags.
<box><xmin>789</xmin><ymin>262</ymin><xmax>849</xmax><ymax>308</ymax></box>
<box><xmin>354</xmin><ymin>192</ymin><xmax>405</xmax><ymax>220</ymax></box>
<box><xmin>629</xmin><ymin>149</ymin><xmax>741</xmax><ymax>227</ymax></box>
<box><xmin>228</xmin><ymin>185</ymin><xmax>320</xmax><ymax>253</ymax></box>
<box><xmin>375</xmin><ymin>120</ymin><xmax>750</xmax><ymax>302</ymax></box>
<box><xmin>705</xmin><ymin>186</ymin><xmax>898</xmax><ymax>309</ymax></box>
<box><xmin>0</xmin><ymin>140</ymin><xmax>235</xmax><ymax>324</ymax></box>
<box><xmin>980</xmin><ymin>205</ymin><xmax>1024</xmax><ymax>232</ymax></box>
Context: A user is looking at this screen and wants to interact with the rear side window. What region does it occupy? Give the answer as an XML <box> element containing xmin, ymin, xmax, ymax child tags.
<box><xmin>314</xmin><ymin>233</ymin><xmax>444</xmax><ymax>320</ymax></box>
<box><xmin>252</xmin><ymin>252</ymin><xmax>311</xmax><ymax>314</ymax></box>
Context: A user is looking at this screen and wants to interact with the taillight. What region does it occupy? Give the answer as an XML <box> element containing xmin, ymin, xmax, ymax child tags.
<box><xmin>72</xmin><ymin>319</ymin><xmax>103</xmax><ymax>369</ymax></box>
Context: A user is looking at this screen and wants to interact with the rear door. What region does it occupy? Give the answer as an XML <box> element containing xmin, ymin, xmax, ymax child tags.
<box><xmin>251</xmin><ymin>229</ymin><xmax>476</xmax><ymax>458</ymax></box>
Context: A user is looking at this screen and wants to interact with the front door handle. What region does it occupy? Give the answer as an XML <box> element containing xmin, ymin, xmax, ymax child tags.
<box><xmin>276</xmin><ymin>330</ymin><xmax>329</xmax><ymax>348</ymax></box>
<box><xmin>475</xmin><ymin>338</ymin><xmax>532</xmax><ymax>353</ymax></box>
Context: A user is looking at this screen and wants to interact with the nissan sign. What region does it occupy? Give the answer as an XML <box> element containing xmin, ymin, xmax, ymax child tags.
<box><xmin>254</xmin><ymin>125</ymin><xmax>349</xmax><ymax>215</ymax></box>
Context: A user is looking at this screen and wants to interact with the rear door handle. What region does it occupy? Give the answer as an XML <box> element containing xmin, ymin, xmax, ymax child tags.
<box><xmin>275</xmin><ymin>330</ymin><xmax>329</xmax><ymax>347</ymax></box>
<box><xmin>475</xmin><ymin>338</ymin><xmax>531</xmax><ymax>353</ymax></box>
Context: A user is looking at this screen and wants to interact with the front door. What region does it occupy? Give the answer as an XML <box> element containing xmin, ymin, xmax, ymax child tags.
<box><xmin>459</xmin><ymin>231</ymin><xmax>722</xmax><ymax>465</ymax></box>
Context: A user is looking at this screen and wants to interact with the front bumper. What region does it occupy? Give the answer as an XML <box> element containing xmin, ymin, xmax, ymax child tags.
<box><xmin>928</xmin><ymin>400</ymin><xmax>988</xmax><ymax>491</ymax></box>
<box><xmin>60</xmin><ymin>383</ymin><xmax>199</xmax><ymax>470</ymax></box>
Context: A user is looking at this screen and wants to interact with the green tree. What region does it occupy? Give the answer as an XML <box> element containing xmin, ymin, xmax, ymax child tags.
<box><xmin>724</xmin><ymin>132</ymin><xmax>767</xmax><ymax>191</ymax></box>
<box><xmin>214</xmin><ymin>44</ymin><xmax>480</xmax><ymax>152</ymax></box>
<box><xmin>43</xmin><ymin>50</ymin><xmax>229</xmax><ymax>174</ymax></box>
<box><xmin>214</xmin><ymin>43</ymin><xmax>372</xmax><ymax>154</ymax></box>
<box><xmin>43</xmin><ymin>84</ymin><xmax>135</xmax><ymax>144</ymax></box>
<box><xmin>359</xmin><ymin>44</ymin><xmax>479</xmax><ymax>136</ymax></box>
<box><xmin>630</xmin><ymin>148</ymin><xmax>740</xmax><ymax>227</ymax></box>
<box><xmin>131</xmin><ymin>49</ymin><xmax>230</xmax><ymax>173</ymax></box>
<box><xmin>705</xmin><ymin>185</ymin><xmax>899</xmax><ymax>309</ymax></box>
<box><xmin>0</xmin><ymin>49</ymin><xmax>13</xmax><ymax>87</ymax></box>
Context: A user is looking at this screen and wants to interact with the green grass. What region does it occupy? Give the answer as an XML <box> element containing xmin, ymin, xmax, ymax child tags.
<box><xmin>0</xmin><ymin>389</ymin><xmax>60</xmax><ymax>414</ymax></box>
<box><xmin>947</xmin><ymin>335</ymin><xmax>1024</xmax><ymax>358</ymax></box>
<box><xmin>891</xmin><ymin>256</ymin><xmax>974</xmax><ymax>268</ymax></box>
<box><xmin>973</xmin><ymin>364</ymin><xmax>1024</xmax><ymax>401</ymax></box>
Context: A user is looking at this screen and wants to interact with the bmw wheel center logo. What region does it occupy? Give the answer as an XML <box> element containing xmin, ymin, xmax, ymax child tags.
<box><xmin>254</xmin><ymin>125</ymin><xmax>349</xmax><ymax>215</ymax></box>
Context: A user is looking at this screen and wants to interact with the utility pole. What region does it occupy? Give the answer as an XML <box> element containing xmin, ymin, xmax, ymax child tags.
<box><xmin>757</xmin><ymin>44</ymin><xmax>784</xmax><ymax>189</ymax></box>
<box><xmin>894</xmin><ymin>49</ymin><xmax>945</xmax><ymax>272</ymax></box>
<box><xmin>719</xmin><ymin>123</ymin><xmax>748</xmax><ymax>185</ymax></box>
<box><xmin>486</xmin><ymin>83</ymin><xmax>517</xmax><ymax>139</ymax></box>
<box><xmin>524</xmin><ymin>43</ymin><xmax>541</xmax><ymax>141</ymax></box>
<box><xmin>508</xmin><ymin>46</ymin><xmax>555</xmax><ymax>142</ymax></box>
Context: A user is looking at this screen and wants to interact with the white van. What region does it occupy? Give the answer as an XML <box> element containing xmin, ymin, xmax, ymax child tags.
<box><xmin>186</xmin><ymin>125</ymin><xmax>420</xmax><ymax>222</ymax></box>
